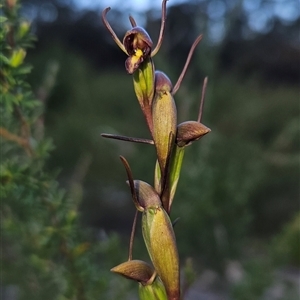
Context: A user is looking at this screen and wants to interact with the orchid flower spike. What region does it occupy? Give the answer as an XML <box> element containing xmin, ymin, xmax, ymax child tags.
<box><xmin>102</xmin><ymin>0</ymin><xmax>168</xmax><ymax>73</ymax></box>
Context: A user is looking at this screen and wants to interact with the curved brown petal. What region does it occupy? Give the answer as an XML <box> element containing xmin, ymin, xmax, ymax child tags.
<box><xmin>101</xmin><ymin>7</ymin><xmax>127</xmax><ymax>54</ymax></box>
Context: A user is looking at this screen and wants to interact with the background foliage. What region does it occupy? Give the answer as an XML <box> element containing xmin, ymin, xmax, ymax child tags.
<box><xmin>1</xmin><ymin>2</ymin><xmax>134</xmax><ymax>299</ymax></box>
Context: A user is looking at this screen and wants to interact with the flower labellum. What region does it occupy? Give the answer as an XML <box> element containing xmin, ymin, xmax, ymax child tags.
<box><xmin>123</xmin><ymin>27</ymin><xmax>153</xmax><ymax>74</ymax></box>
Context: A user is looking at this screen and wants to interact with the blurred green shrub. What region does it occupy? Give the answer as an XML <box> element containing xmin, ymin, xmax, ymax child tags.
<box><xmin>271</xmin><ymin>211</ymin><xmax>300</xmax><ymax>267</ymax></box>
<box><xmin>26</xmin><ymin>42</ymin><xmax>299</xmax><ymax>273</ymax></box>
<box><xmin>230</xmin><ymin>258</ymin><xmax>273</xmax><ymax>300</ymax></box>
<box><xmin>19</xmin><ymin>1</ymin><xmax>299</xmax><ymax>279</ymax></box>
<box><xmin>173</xmin><ymin>131</ymin><xmax>264</xmax><ymax>270</ymax></box>
<box><xmin>0</xmin><ymin>2</ymin><xmax>132</xmax><ymax>299</ymax></box>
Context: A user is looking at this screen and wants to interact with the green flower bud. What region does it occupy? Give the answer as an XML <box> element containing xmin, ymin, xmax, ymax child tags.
<box><xmin>142</xmin><ymin>205</ymin><xmax>180</xmax><ymax>300</ymax></box>
<box><xmin>152</xmin><ymin>71</ymin><xmax>177</xmax><ymax>187</ymax></box>
<box><xmin>124</xmin><ymin>170</ymin><xmax>179</xmax><ymax>298</ymax></box>
<box><xmin>155</xmin><ymin>70</ymin><xmax>172</xmax><ymax>93</ymax></box>
<box><xmin>139</xmin><ymin>276</ymin><xmax>168</xmax><ymax>300</ymax></box>
<box><xmin>120</xmin><ymin>158</ymin><xmax>180</xmax><ymax>299</ymax></box>
<box><xmin>18</xmin><ymin>21</ymin><xmax>31</xmax><ymax>39</ymax></box>
<box><xmin>10</xmin><ymin>48</ymin><xmax>26</xmax><ymax>68</ymax></box>
<box><xmin>131</xmin><ymin>180</ymin><xmax>161</xmax><ymax>209</ymax></box>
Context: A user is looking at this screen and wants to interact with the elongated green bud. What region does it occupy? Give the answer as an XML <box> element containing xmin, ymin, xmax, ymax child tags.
<box><xmin>142</xmin><ymin>205</ymin><xmax>180</xmax><ymax>300</ymax></box>
<box><xmin>152</xmin><ymin>71</ymin><xmax>177</xmax><ymax>189</ymax></box>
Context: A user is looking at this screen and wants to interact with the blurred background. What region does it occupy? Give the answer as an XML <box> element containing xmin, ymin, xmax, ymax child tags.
<box><xmin>17</xmin><ymin>0</ymin><xmax>300</xmax><ymax>298</ymax></box>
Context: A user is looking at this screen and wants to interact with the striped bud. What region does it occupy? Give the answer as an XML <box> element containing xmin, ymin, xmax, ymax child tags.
<box><xmin>152</xmin><ymin>71</ymin><xmax>177</xmax><ymax>186</ymax></box>
<box><xmin>142</xmin><ymin>205</ymin><xmax>180</xmax><ymax>300</ymax></box>
<box><xmin>111</xmin><ymin>260</ymin><xmax>154</xmax><ymax>284</ymax></box>
<box><xmin>176</xmin><ymin>121</ymin><xmax>211</xmax><ymax>147</ymax></box>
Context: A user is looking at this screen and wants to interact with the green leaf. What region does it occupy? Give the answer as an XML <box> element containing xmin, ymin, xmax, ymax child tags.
<box><xmin>10</xmin><ymin>48</ymin><xmax>26</xmax><ymax>67</ymax></box>
<box><xmin>14</xmin><ymin>64</ymin><xmax>33</xmax><ymax>75</ymax></box>
<box><xmin>18</xmin><ymin>21</ymin><xmax>31</xmax><ymax>38</ymax></box>
<box><xmin>139</xmin><ymin>276</ymin><xmax>168</xmax><ymax>300</ymax></box>
<box><xmin>161</xmin><ymin>145</ymin><xmax>185</xmax><ymax>211</ymax></box>
<box><xmin>0</xmin><ymin>16</ymin><xmax>8</xmax><ymax>23</ymax></box>
<box><xmin>0</xmin><ymin>53</ymin><xmax>10</xmax><ymax>65</ymax></box>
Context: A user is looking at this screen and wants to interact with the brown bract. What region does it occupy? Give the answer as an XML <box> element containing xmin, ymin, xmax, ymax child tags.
<box><xmin>111</xmin><ymin>260</ymin><xmax>155</xmax><ymax>284</ymax></box>
<box><xmin>155</xmin><ymin>70</ymin><xmax>173</xmax><ymax>93</ymax></box>
<box><xmin>132</xmin><ymin>180</ymin><xmax>161</xmax><ymax>209</ymax></box>
<box><xmin>176</xmin><ymin>121</ymin><xmax>211</xmax><ymax>147</ymax></box>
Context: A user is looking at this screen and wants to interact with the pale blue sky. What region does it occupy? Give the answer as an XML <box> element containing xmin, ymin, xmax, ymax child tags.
<box><xmin>28</xmin><ymin>0</ymin><xmax>299</xmax><ymax>44</ymax></box>
<box><xmin>71</xmin><ymin>0</ymin><xmax>299</xmax><ymax>42</ymax></box>
<box><xmin>72</xmin><ymin>0</ymin><xmax>299</xmax><ymax>22</ymax></box>
<box><xmin>72</xmin><ymin>0</ymin><xmax>188</xmax><ymax>12</ymax></box>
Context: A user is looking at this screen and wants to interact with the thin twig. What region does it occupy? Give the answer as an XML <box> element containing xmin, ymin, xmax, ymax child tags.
<box><xmin>14</xmin><ymin>105</ymin><xmax>30</xmax><ymax>139</ymax></box>
<box><xmin>197</xmin><ymin>76</ymin><xmax>208</xmax><ymax>123</ymax></box>
<box><xmin>0</xmin><ymin>126</ymin><xmax>32</xmax><ymax>156</ymax></box>
<box><xmin>101</xmin><ymin>133</ymin><xmax>154</xmax><ymax>145</ymax></box>
<box><xmin>128</xmin><ymin>209</ymin><xmax>138</xmax><ymax>261</ymax></box>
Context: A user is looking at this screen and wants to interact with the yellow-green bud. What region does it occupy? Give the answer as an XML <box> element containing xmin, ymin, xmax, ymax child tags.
<box><xmin>142</xmin><ymin>205</ymin><xmax>180</xmax><ymax>300</ymax></box>
<box><xmin>152</xmin><ymin>71</ymin><xmax>177</xmax><ymax>185</ymax></box>
<box><xmin>139</xmin><ymin>276</ymin><xmax>168</xmax><ymax>300</ymax></box>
